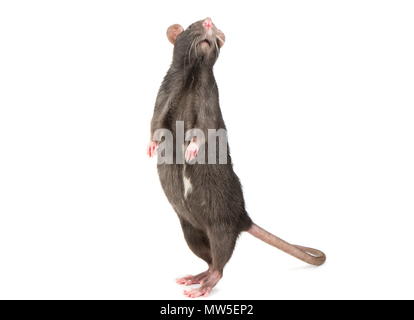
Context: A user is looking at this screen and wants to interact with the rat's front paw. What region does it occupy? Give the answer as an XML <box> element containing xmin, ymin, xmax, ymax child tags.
<box><xmin>147</xmin><ymin>141</ymin><xmax>158</xmax><ymax>158</ymax></box>
<box><xmin>185</xmin><ymin>142</ymin><xmax>199</xmax><ymax>162</ymax></box>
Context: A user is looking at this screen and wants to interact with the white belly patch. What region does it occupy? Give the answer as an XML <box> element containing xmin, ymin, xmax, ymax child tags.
<box><xmin>183</xmin><ymin>175</ymin><xmax>193</xmax><ymax>199</ymax></box>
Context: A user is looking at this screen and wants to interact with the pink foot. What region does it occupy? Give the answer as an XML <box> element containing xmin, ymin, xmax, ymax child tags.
<box><xmin>182</xmin><ymin>270</ymin><xmax>222</xmax><ymax>298</ymax></box>
<box><xmin>147</xmin><ymin>141</ymin><xmax>158</xmax><ymax>158</ymax></box>
<box><xmin>176</xmin><ymin>270</ymin><xmax>211</xmax><ymax>286</ymax></box>
<box><xmin>185</xmin><ymin>142</ymin><xmax>199</xmax><ymax>162</ymax></box>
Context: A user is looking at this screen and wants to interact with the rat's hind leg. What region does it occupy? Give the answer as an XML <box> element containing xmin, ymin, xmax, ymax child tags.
<box><xmin>176</xmin><ymin>217</ymin><xmax>213</xmax><ymax>286</ymax></box>
<box><xmin>183</xmin><ymin>227</ymin><xmax>238</xmax><ymax>298</ymax></box>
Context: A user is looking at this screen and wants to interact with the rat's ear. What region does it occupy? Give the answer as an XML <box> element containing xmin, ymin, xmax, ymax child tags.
<box><xmin>217</xmin><ymin>29</ymin><xmax>225</xmax><ymax>48</ymax></box>
<box><xmin>166</xmin><ymin>24</ymin><xmax>184</xmax><ymax>45</ymax></box>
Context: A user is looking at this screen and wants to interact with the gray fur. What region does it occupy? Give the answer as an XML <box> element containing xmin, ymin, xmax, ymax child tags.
<box><xmin>150</xmin><ymin>19</ymin><xmax>252</xmax><ymax>273</ymax></box>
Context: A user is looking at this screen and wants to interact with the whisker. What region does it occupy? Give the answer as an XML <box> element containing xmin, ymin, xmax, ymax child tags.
<box><xmin>217</xmin><ymin>35</ymin><xmax>225</xmax><ymax>45</ymax></box>
<box><xmin>184</xmin><ymin>42</ymin><xmax>190</xmax><ymax>75</ymax></box>
<box><xmin>211</xmin><ymin>81</ymin><xmax>216</xmax><ymax>92</ymax></box>
<box><xmin>214</xmin><ymin>37</ymin><xmax>219</xmax><ymax>61</ymax></box>
<box><xmin>194</xmin><ymin>36</ymin><xmax>200</xmax><ymax>61</ymax></box>
<box><xmin>188</xmin><ymin>37</ymin><xmax>197</xmax><ymax>65</ymax></box>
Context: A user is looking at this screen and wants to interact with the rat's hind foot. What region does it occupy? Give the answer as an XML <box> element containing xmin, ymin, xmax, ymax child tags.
<box><xmin>176</xmin><ymin>269</ymin><xmax>211</xmax><ymax>286</ymax></box>
<box><xmin>182</xmin><ymin>270</ymin><xmax>222</xmax><ymax>298</ymax></box>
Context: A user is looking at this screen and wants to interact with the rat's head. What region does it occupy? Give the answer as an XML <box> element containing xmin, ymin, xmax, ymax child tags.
<box><xmin>167</xmin><ymin>18</ymin><xmax>225</xmax><ymax>69</ymax></box>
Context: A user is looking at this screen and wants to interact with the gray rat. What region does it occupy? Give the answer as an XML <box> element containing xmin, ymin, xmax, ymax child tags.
<box><xmin>147</xmin><ymin>17</ymin><xmax>326</xmax><ymax>298</ymax></box>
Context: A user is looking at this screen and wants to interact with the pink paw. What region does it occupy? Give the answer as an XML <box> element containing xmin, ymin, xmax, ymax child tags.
<box><xmin>147</xmin><ymin>141</ymin><xmax>158</xmax><ymax>158</ymax></box>
<box><xmin>185</xmin><ymin>142</ymin><xmax>199</xmax><ymax>162</ymax></box>
<box><xmin>175</xmin><ymin>275</ymin><xmax>194</xmax><ymax>286</ymax></box>
<box><xmin>183</xmin><ymin>286</ymin><xmax>212</xmax><ymax>298</ymax></box>
<box><xmin>175</xmin><ymin>270</ymin><xmax>211</xmax><ymax>286</ymax></box>
<box><xmin>180</xmin><ymin>270</ymin><xmax>221</xmax><ymax>298</ymax></box>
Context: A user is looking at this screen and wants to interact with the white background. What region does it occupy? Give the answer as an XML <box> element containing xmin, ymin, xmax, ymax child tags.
<box><xmin>0</xmin><ymin>1</ymin><xmax>413</xmax><ymax>300</ymax></box>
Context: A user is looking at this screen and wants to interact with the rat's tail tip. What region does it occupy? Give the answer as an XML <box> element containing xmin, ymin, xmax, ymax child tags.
<box><xmin>293</xmin><ymin>244</ymin><xmax>327</xmax><ymax>266</ymax></box>
<box><xmin>247</xmin><ymin>223</ymin><xmax>327</xmax><ymax>266</ymax></box>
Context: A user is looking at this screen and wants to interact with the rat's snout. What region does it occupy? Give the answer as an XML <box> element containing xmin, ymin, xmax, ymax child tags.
<box><xmin>202</xmin><ymin>17</ymin><xmax>214</xmax><ymax>40</ymax></box>
<box><xmin>203</xmin><ymin>17</ymin><xmax>213</xmax><ymax>29</ymax></box>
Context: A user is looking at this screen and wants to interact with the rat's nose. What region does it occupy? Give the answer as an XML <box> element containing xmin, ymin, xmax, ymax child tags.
<box><xmin>204</xmin><ymin>18</ymin><xmax>213</xmax><ymax>28</ymax></box>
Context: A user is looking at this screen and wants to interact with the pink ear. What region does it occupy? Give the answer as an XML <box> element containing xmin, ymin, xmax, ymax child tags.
<box><xmin>217</xmin><ymin>29</ymin><xmax>225</xmax><ymax>48</ymax></box>
<box><xmin>166</xmin><ymin>24</ymin><xmax>184</xmax><ymax>45</ymax></box>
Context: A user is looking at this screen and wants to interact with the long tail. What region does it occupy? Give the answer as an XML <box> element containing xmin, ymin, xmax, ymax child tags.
<box><xmin>247</xmin><ymin>223</ymin><xmax>326</xmax><ymax>266</ymax></box>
